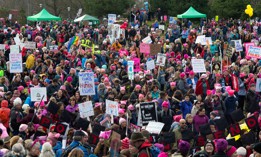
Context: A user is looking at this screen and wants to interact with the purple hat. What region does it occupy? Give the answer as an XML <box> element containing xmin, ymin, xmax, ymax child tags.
<box><xmin>216</xmin><ymin>139</ymin><xmax>228</xmax><ymax>152</ymax></box>
<box><xmin>178</xmin><ymin>140</ymin><xmax>190</xmax><ymax>155</ymax></box>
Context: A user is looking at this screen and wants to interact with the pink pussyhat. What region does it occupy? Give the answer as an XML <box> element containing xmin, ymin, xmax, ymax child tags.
<box><xmin>120</xmin><ymin>86</ymin><xmax>126</xmax><ymax>91</ymax></box>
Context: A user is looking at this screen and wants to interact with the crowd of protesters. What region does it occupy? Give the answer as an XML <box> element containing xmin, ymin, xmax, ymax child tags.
<box><xmin>0</xmin><ymin>5</ymin><xmax>260</xmax><ymax>157</ymax></box>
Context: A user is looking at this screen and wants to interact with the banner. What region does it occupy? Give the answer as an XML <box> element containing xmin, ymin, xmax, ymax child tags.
<box><xmin>140</xmin><ymin>102</ymin><xmax>157</xmax><ymax>126</ymax></box>
<box><xmin>232</xmin><ymin>40</ymin><xmax>243</xmax><ymax>52</ymax></box>
<box><xmin>78</xmin><ymin>101</ymin><xmax>94</xmax><ymax>118</ymax></box>
<box><xmin>132</xmin><ymin>58</ymin><xmax>140</xmax><ymax>72</ymax></box>
<box><xmin>140</xmin><ymin>43</ymin><xmax>150</xmax><ymax>54</ymax></box>
<box><xmin>108</xmin><ymin>14</ymin><xmax>116</xmax><ymax>25</ymax></box>
<box><xmin>24</xmin><ymin>41</ymin><xmax>36</xmax><ymax>49</ymax></box>
<box><xmin>106</xmin><ymin>99</ymin><xmax>119</xmax><ymax>116</ymax></box>
<box><xmin>79</xmin><ymin>72</ymin><xmax>95</xmax><ymax>95</ymax></box>
<box><xmin>247</xmin><ymin>46</ymin><xmax>261</xmax><ymax>59</ymax></box>
<box><xmin>9</xmin><ymin>53</ymin><xmax>23</xmax><ymax>73</ymax></box>
<box><xmin>10</xmin><ymin>45</ymin><xmax>20</xmax><ymax>53</ymax></box>
<box><xmin>150</xmin><ymin>44</ymin><xmax>161</xmax><ymax>55</ymax></box>
<box><xmin>127</xmin><ymin>61</ymin><xmax>134</xmax><ymax>80</ymax></box>
<box><xmin>244</xmin><ymin>42</ymin><xmax>255</xmax><ymax>55</ymax></box>
<box><xmin>156</xmin><ymin>53</ymin><xmax>166</xmax><ymax>66</ymax></box>
<box><xmin>191</xmin><ymin>59</ymin><xmax>206</xmax><ymax>73</ymax></box>
<box><xmin>256</xmin><ymin>78</ymin><xmax>261</xmax><ymax>92</ymax></box>
<box><xmin>146</xmin><ymin>60</ymin><xmax>155</xmax><ymax>71</ymax></box>
<box><xmin>30</xmin><ymin>87</ymin><xmax>47</xmax><ymax>102</ymax></box>
<box><xmin>146</xmin><ymin>122</ymin><xmax>164</xmax><ymax>134</ymax></box>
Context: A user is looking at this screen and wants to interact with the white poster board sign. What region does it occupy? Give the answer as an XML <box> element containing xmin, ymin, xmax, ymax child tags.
<box><xmin>232</xmin><ymin>40</ymin><xmax>243</xmax><ymax>52</ymax></box>
<box><xmin>106</xmin><ymin>99</ymin><xmax>119</xmax><ymax>116</ymax></box>
<box><xmin>78</xmin><ymin>72</ymin><xmax>95</xmax><ymax>96</ymax></box>
<box><xmin>195</xmin><ymin>35</ymin><xmax>207</xmax><ymax>45</ymax></box>
<box><xmin>192</xmin><ymin>59</ymin><xmax>206</xmax><ymax>73</ymax></box>
<box><xmin>10</xmin><ymin>45</ymin><xmax>20</xmax><ymax>53</ymax></box>
<box><xmin>142</xmin><ymin>36</ymin><xmax>152</xmax><ymax>44</ymax></box>
<box><xmin>78</xmin><ymin>101</ymin><xmax>94</xmax><ymax>118</ymax></box>
<box><xmin>30</xmin><ymin>87</ymin><xmax>47</xmax><ymax>102</ymax></box>
<box><xmin>0</xmin><ymin>44</ymin><xmax>5</xmax><ymax>50</ymax></box>
<box><xmin>108</xmin><ymin>14</ymin><xmax>116</xmax><ymax>25</ymax></box>
<box><xmin>146</xmin><ymin>122</ymin><xmax>164</xmax><ymax>134</ymax></box>
<box><xmin>146</xmin><ymin>60</ymin><xmax>155</xmax><ymax>71</ymax></box>
<box><xmin>127</xmin><ymin>61</ymin><xmax>134</xmax><ymax>80</ymax></box>
<box><xmin>24</xmin><ymin>41</ymin><xmax>36</xmax><ymax>49</ymax></box>
<box><xmin>256</xmin><ymin>78</ymin><xmax>261</xmax><ymax>92</ymax></box>
<box><xmin>9</xmin><ymin>53</ymin><xmax>23</xmax><ymax>73</ymax></box>
<box><xmin>156</xmin><ymin>53</ymin><xmax>166</xmax><ymax>66</ymax></box>
<box><xmin>159</xmin><ymin>25</ymin><xmax>165</xmax><ymax>30</ymax></box>
<box><xmin>205</xmin><ymin>37</ymin><xmax>213</xmax><ymax>45</ymax></box>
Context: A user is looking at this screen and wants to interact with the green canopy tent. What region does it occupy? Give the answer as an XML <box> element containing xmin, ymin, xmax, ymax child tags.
<box><xmin>27</xmin><ymin>9</ymin><xmax>61</xmax><ymax>21</ymax></box>
<box><xmin>74</xmin><ymin>14</ymin><xmax>99</xmax><ymax>24</ymax></box>
<box><xmin>177</xmin><ymin>7</ymin><xmax>206</xmax><ymax>18</ymax></box>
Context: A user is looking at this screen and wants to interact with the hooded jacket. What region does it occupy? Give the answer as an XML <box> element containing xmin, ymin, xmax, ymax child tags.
<box><xmin>0</xmin><ymin>100</ymin><xmax>10</xmax><ymax>128</ymax></box>
<box><xmin>138</xmin><ymin>140</ymin><xmax>152</xmax><ymax>157</ymax></box>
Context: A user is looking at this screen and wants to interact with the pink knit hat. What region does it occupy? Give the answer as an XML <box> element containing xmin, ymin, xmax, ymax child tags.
<box><xmin>180</xmin><ymin>72</ymin><xmax>186</xmax><ymax>79</ymax></box>
<box><xmin>128</xmin><ymin>105</ymin><xmax>135</xmax><ymax>111</ymax></box>
<box><xmin>139</xmin><ymin>94</ymin><xmax>144</xmax><ymax>99</ymax></box>
<box><xmin>162</xmin><ymin>101</ymin><xmax>169</xmax><ymax>108</ymax></box>
<box><xmin>228</xmin><ymin>90</ymin><xmax>235</xmax><ymax>96</ymax></box>
<box><xmin>119</xmin><ymin>118</ymin><xmax>127</xmax><ymax>125</ymax></box>
<box><xmin>60</xmin><ymin>85</ymin><xmax>66</xmax><ymax>90</ymax></box>
<box><xmin>19</xmin><ymin>124</ymin><xmax>28</xmax><ymax>132</ymax></box>
<box><xmin>170</xmin><ymin>82</ymin><xmax>176</xmax><ymax>86</ymax></box>
<box><xmin>121</xmin><ymin>137</ymin><xmax>130</xmax><ymax>150</ymax></box>
<box><xmin>226</xmin><ymin>146</ymin><xmax>237</xmax><ymax>157</ymax></box>
<box><xmin>135</xmin><ymin>84</ymin><xmax>141</xmax><ymax>90</ymax></box>
<box><xmin>66</xmin><ymin>76</ymin><xmax>73</xmax><ymax>82</ymax></box>
<box><xmin>120</xmin><ymin>86</ymin><xmax>125</xmax><ymax>91</ymax></box>
<box><xmin>158</xmin><ymin>152</ymin><xmax>168</xmax><ymax>157</ymax></box>
<box><xmin>119</xmin><ymin>108</ymin><xmax>125</xmax><ymax>114</ymax></box>
<box><xmin>17</xmin><ymin>86</ymin><xmax>24</xmax><ymax>92</ymax></box>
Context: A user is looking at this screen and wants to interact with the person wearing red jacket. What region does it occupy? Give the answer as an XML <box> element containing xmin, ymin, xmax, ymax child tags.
<box><xmin>0</xmin><ymin>100</ymin><xmax>10</xmax><ymax>128</ymax></box>
<box><xmin>195</xmin><ymin>74</ymin><xmax>210</xmax><ymax>99</ymax></box>
<box><xmin>130</xmin><ymin>132</ymin><xmax>152</xmax><ymax>157</ymax></box>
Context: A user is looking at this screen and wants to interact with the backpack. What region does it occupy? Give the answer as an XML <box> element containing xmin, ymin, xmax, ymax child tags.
<box><xmin>60</xmin><ymin>143</ymin><xmax>81</xmax><ymax>157</ymax></box>
<box><xmin>146</xmin><ymin>146</ymin><xmax>161</xmax><ymax>157</ymax></box>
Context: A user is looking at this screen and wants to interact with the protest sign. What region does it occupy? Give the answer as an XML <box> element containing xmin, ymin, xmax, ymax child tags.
<box><xmin>195</xmin><ymin>35</ymin><xmax>206</xmax><ymax>45</ymax></box>
<box><xmin>24</xmin><ymin>41</ymin><xmax>36</xmax><ymax>49</ymax></box>
<box><xmin>30</xmin><ymin>87</ymin><xmax>47</xmax><ymax>102</ymax></box>
<box><xmin>256</xmin><ymin>78</ymin><xmax>261</xmax><ymax>92</ymax></box>
<box><xmin>0</xmin><ymin>44</ymin><xmax>4</xmax><ymax>50</ymax></box>
<box><xmin>79</xmin><ymin>72</ymin><xmax>95</xmax><ymax>95</ymax></box>
<box><xmin>247</xmin><ymin>46</ymin><xmax>261</xmax><ymax>59</ymax></box>
<box><xmin>132</xmin><ymin>58</ymin><xmax>140</xmax><ymax>72</ymax></box>
<box><xmin>78</xmin><ymin>101</ymin><xmax>94</xmax><ymax>118</ymax></box>
<box><xmin>14</xmin><ymin>36</ymin><xmax>21</xmax><ymax>45</ymax></box>
<box><xmin>140</xmin><ymin>43</ymin><xmax>150</xmax><ymax>53</ymax></box>
<box><xmin>150</xmin><ymin>44</ymin><xmax>161</xmax><ymax>55</ymax></box>
<box><xmin>244</xmin><ymin>42</ymin><xmax>255</xmax><ymax>55</ymax></box>
<box><xmin>49</xmin><ymin>45</ymin><xmax>59</xmax><ymax>51</ymax></box>
<box><xmin>10</xmin><ymin>45</ymin><xmax>20</xmax><ymax>53</ymax></box>
<box><xmin>205</xmin><ymin>37</ymin><xmax>213</xmax><ymax>45</ymax></box>
<box><xmin>229</xmin><ymin>123</ymin><xmax>241</xmax><ymax>137</ymax></box>
<box><xmin>60</xmin><ymin>110</ymin><xmax>77</xmax><ymax>123</ymax></box>
<box><xmin>156</xmin><ymin>53</ymin><xmax>166</xmax><ymax>66</ymax></box>
<box><xmin>75</xmin><ymin>118</ymin><xmax>90</xmax><ymax>131</ymax></box>
<box><xmin>127</xmin><ymin>61</ymin><xmax>134</xmax><ymax>80</ymax></box>
<box><xmin>142</xmin><ymin>36</ymin><xmax>152</xmax><ymax>44</ymax></box>
<box><xmin>108</xmin><ymin>14</ymin><xmax>116</xmax><ymax>25</ymax></box>
<box><xmin>9</xmin><ymin>53</ymin><xmax>23</xmax><ymax>73</ymax></box>
<box><xmin>110</xmin><ymin>131</ymin><xmax>121</xmax><ymax>157</ymax></box>
<box><xmin>230</xmin><ymin>109</ymin><xmax>245</xmax><ymax>123</ymax></box>
<box><xmin>146</xmin><ymin>122</ymin><xmax>164</xmax><ymax>134</ymax></box>
<box><xmin>39</xmin><ymin>116</ymin><xmax>52</xmax><ymax>128</ymax></box>
<box><xmin>140</xmin><ymin>102</ymin><xmax>157</xmax><ymax>126</ymax></box>
<box><xmin>159</xmin><ymin>25</ymin><xmax>165</xmax><ymax>30</ymax></box>
<box><xmin>146</xmin><ymin>60</ymin><xmax>155</xmax><ymax>71</ymax></box>
<box><xmin>191</xmin><ymin>59</ymin><xmax>206</xmax><ymax>73</ymax></box>
<box><xmin>232</xmin><ymin>40</ymin><xmax>243</xmax><ymax>52</ymax></box>
<box><xmin>55</xmin><ymin>122</ymin><xmax>69</xmax><ymax>135</ymax></box>
<box><xmin>245</xmin><ymin>116</ymin><xmax>258</xmax><ymax>129</ymax></box>
<box><xmin>106</xmin><ymin>99</ymin><xmax>119</xmax><ymax>117</ymax></box>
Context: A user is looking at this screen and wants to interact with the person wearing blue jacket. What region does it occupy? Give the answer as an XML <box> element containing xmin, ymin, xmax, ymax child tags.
<box><xmin>56</xmin><ymin>130</ymin><xmax>89</xmax><ymax>157</ymax></box>
<box><xmin>179</xmin><ymin>95</ymin><xmax>193</xmax><ymax>118</ymax></box>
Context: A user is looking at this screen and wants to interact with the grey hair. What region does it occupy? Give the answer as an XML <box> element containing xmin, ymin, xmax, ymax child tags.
<box><xmin>11</xmin><ymin>143</ymin><xmax>25</xmax><ymax>156</ymax></box>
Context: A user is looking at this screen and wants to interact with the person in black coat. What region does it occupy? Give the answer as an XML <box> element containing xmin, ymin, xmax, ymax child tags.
<box><xmin>245</xmin><ymin>84</ymin><xmax>260</xmax><ymax>113</ymax></box>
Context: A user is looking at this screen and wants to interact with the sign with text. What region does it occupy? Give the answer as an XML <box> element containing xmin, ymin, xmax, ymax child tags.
<box><xmin>142</xmin><ymin>36</ymin><xmax>152</xmax><ymax>44</ymax></box>
<box><xmin>244</xmin><ymin>42</ymin><xmax>255</xmax><ymax>55</ymax></box>
<box><xmin>108</xmin><ymin>14</ymin><xmax>116</xmax><ymax>25</ymax></box>
<box><xmin>24</xmin><ymin>41</ymin><xmax>36</xmax><ymax>49</ymax></box>
<box><xmin>146</xmin><ymin>122</ymin><xmax>164</xmax><ymax>134</ymax></box>
<box><xmin>146</xmin><ymin>60</ymin><xmax>155</xmax><ymax>71</ymax></box>
<box><xmin>30</xmin><ymin>87</ymin><xmax>47</xmax><ymax>102</ymax></box>
<box><xmin>232</xmin><ymin>40</ymin><xmax>243</xmax><ymax>52</ymax></box>
<box><xmin>192</xmin><ymin>59</ymin><xmax>206</xmax><ymax>73</ymax></box>
<box><xmin>127</xmin><ymin>61</ymin><xmax>134</xmax><ymax>80</ymax></box>
<box><xmin>256</xmin><ymin>78</ymin><xmax>261</xmax><ymax>92</ymax></box>
<box><xmin>140</xmin><ymin>102</ymin><xmax>157</xmax><ymax>126</ymax></box>
<box><xmin>0</xmin><ymin>44</ymin><xmax>5</xmax><ymax>50</ymax></box>
<box><xmin>195</xmin><ymin>35</ymin><xmax>207</xmax><ymax>45</ymax></box>
<box><xmin>132</xmin><ymin>58</ymin><xmax>140</xmax><ymax>72</ymax></box>
<box><xmin>156</xmin><ymin>53</ymin><xmax>166</xmax><ymax>66</ymax></box>
<box><xmin>79</xmin><ymin>72</ymin><xmax>95</xmax><ymax>95</ymax></box>
<box><xmin>10</xmin><ymin>45</ymin><xmax>20</xmax><ymax>53</ymax></box>
<box><xmin>247</xmin><ymin>46</ymin><xmax>261</xmax><ymax>59</ymax></box>
<box><xmin>150</xmin><ymin>44</ymin><xmax>161</xmax><ymax>55</ymax></box>
<box><xmin>78</xmin><ymin>101</ymin><xmax>94</xmax><ymax>118</ymax></box>
<box><xmin>140</xmin><ymin>43</ymin><xmax>150</xmax><ymax>53</ymax></box>
<box><xmin>9</xmin><ymin>53</ymin><xmax>23</xmax><ymax>73</ymax></box>
<box><xmin>106</xmin><ymin>99</ymin><xmax>119</xmax><ymax>117</ymax></box>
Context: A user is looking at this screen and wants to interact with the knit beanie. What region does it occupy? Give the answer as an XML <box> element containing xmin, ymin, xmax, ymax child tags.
<box><xmin>236</xmin><ymin>147</ymin><xmax>247</xmax><ymax>156</ymax></box>
<box><xmin>178</xmin><ymin>140</ymin><xmax>190</xmax><ymax>155</ymax></box>
<box><xmin>121</xmin><ymin>137</ymin><xmax>130</xmax><ymax>150</ymax></box>
<box><xmin>226</xmin><ymin>146</ymin><xmax>237</xmax><ymax>157</ymax></box>
<box><xmin>216</xmin><ymin>139</ymin><xmax>228</xmax><ymax>152</ymax></box>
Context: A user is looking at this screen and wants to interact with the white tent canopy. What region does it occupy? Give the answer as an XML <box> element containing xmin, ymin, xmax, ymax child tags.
<box><xmin>74</xmin><ymin>14</ymin><xmax>99</xmax><ymax>24</ymax></box>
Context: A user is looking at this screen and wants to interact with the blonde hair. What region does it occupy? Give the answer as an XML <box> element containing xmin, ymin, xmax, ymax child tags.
<box><xmin>68</xmin><ymin>148</ymin><xmax>84</xmax><ymax>157</ymax></box>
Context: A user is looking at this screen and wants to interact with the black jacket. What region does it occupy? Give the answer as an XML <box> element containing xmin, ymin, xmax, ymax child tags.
<box><xmin>245</xmin><ymin>90</ymin><xmax>260</xmax><ymax>113</ymax></box>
